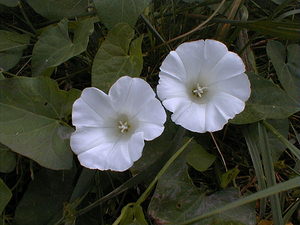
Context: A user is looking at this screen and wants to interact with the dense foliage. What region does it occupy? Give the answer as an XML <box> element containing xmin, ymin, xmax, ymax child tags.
<box><xmin>0</xmin><ymin>0</ymin><xmax>299</xmax><ymax>224</ymax></box>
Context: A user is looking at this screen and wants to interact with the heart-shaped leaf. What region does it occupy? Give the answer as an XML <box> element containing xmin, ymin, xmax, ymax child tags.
<box><xmin>266</xmin><ymin>40</ymin><xmax>300</xmax><ymax>104</ymax></box>
<box><xmin>0</xmin><ymin>77</ymin><xmax>80</xmax><ymax>170</ymax></box>
<box><xmin>0</xmin><ymin>30</ymin><xmax>30</xmax><ymax>71</ymax></box>
<box><xmin>32</xmin><ymin>17</ymin><xmax>95</xmax><ymax>76</ymax></box>
<box><xmin>93</xmin><ymin>0</ymin><xmax>151</xmax><ymax>29</ymax></box>
<box><xmin>26</xmin><ymin>0</ymin><xmax>89</xmax><ymax>20</ymax></box>
<box><xmin>92</xmin><ymin>23</ymin><xmax>143</xmax><ymax>92</ymax></box>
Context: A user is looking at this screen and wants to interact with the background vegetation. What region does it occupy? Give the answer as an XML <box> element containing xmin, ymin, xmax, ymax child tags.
<box><xmin>0</xmin><ymin>0</ymin><xmax>299</xmax><ymax>224</ymax></box>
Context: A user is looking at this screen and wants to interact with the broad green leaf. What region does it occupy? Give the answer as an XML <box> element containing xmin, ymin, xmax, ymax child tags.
<box><xmin>266</xmin><ymin>40</ymin><xmax>300</xmax><ymax>103</ymax></box>
<box><xmin>0</xmin><ymin>143</ymin><xmax>16</xmax><ymax>173</ymax></box>
<box><xmin>186</xmin><ymin>140</ymin><xmax>216</xmax><ymax>172</ymax></box>
<box><xmin>93</xmin><ymin>0</ymin><xmax>151</xmax><ymax>29</ymax></box>
<box><xmin>0</xmin><ymin>30</ymin><xmax>30</xmax><ymax>71</ymax></box>
<box><xmin>32</xmin><ymin>17</ymin><xmax>95</xmax><ymax>76</ymax></box>
<box><xmin>231</xmin><ymin>73</ymin><xmax>300</xmax><ymax>124</ymax></box>
<box><xmin>0</xmin><ymin>0</ymin><xmax>18</xmax><ymax>7</ymax></box>
<box><xmin>0</xmin><ymin>178</ymin><xmax>12</xmax><ymax>214</ymax></box>
<box><xmin>92</xmin><ymin>23</ymin><xmax>143</xmax><ymax>92</ymax></box>
<box><xmin>26</xmin><ymin>0</ymin><xmax>89</xmax><ymax>20</ymax></box>
<box><xmin>148</xmin><ymin>151</ymin><xmax>256</xmax><ymax>225</ymax></box>
<box><xmin>0</xmin><ymin>77</ymin><xmax>80</xmax><ymax>170</ymax></box>
<box><xmin>236</xmin><ymin>20</ymin><xmax>300</xmax><ymax>40</ymax></box>
<box><xmin>15</xmin><ymin>169</ymin><xmax>75</xmax><ymax>225</ymax></box>
<box><xmin>220</xmin><ymin>168</ymin><xmax>240</xmax><ymax>189</ymax></box>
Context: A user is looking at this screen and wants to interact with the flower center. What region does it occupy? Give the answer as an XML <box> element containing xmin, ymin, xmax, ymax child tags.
<box><xmin>118</xmin><ymin>120</ymin><xmax>130</xmax><ymax>134</ymax></box>
<box><xmin>192</xmin><ymin>83</ymin><xmax>207</xmax><ymax>98</ymax></box>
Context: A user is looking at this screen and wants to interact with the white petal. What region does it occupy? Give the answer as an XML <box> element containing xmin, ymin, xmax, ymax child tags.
<box><xmin>157</xmin><ymin>72</ymin><xmax>189</xmax><ymax>100</ymax></box>
<box><xmin>209</xmin><ymin>73</ymin><xmax>251</xmax><ymax>101</ymax></box>
<box><xmin>77</xmin><ymin>133</ymin><xmax>144</xmax><ymax>171</ymax></box>
<box><xmin>133</xmin><ymin>98</ymin><xmax>166</xmax><ymax>140</ymax></box>
<box><xmin>208</xmin><ymin>52</ymin><xmax>245</xmax><ymax>84</ymax></box>
<box><xmin>159</xmin><ymin>51</ymin><xmax>187</xmax><ymax>81</ymax></box>
<box><xmin>162</xmin><ymin>97</ymin><xmax>191</xmax><ymax>114</ymax></box>
<box><xmin>212</xmin><ymin>92</ymin><xmax>246</xmax><ymax>119</ymax></box>
<box><xmin>109</xmin><ymin>76</ymin><xmax>155</xmax><ymax>115</ymax></box>
<box><xmin>127</xmin><ymin>132</ymin><xmax>145</xmax><ymax>162</ymax></box>
<box><xmin>203</xmin><ymin>39</ymin><xmax>228</xmax><ymax>73</ymax></box>
<box><xmin>70</xmin><ymin>127</ymin><xmax>118</xmax><ymax>155</ymax></box>
<box><xmin>175</xmin><ymin>40</ymin><xmax>205</xmax><ymax>82</ymax></box>
<box><xmin>205</xmin><ymin>92</ymin><xmax>245</xmax><ymax>132</ymax></box>
<box><xmin>171</xmin><ymin>102</ymin><xmax>207</xmax><ymax>133</ymax></box>
<box><xmin>72</xmin><ymin>87</ymin><xmax>115</xmax><ymax>127</ymax></box>
<box><xmin>204</xmin><ymin>102</ymin><xmax>229</xmax><ymax>132</ymax></box>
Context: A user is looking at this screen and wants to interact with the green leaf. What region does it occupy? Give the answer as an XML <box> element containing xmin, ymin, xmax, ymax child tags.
<box><xmin>114</xmin><ymin>203</ymin><xmax>148</xmax><ymax>225</ymax></box>
<box><xmin>0</xmin><ymin>143</ymin><xmax>16</xmax><ymax>173</ymax></box>
<box><xmin>32</xmin><ymin>17</ymin><xmax>95</xmax><ymax>76</ymax></box>
<box><xmin>0</xmin><ymin>0</ymin><xmax>18</xmax><ymax>7</ymax></box>
<box><xmin>132</xmin><ymin>120</ymin><xmax>177</xmax><ymax>175</ymax></box>
<box><xmin>93</xmin><ymin>0</ymin><xmax>151</xmax><ymax>29</ymax></box>
<box><xmin>186</xmin><ymin>140</ymin><xmax>216</xmax><ymax>172</ymax></box>
<box><xmin>148</xmin><ymin>150</ymin><xmax>256</xmax><ymax>225</ymax></box>
<box><xmin>92</xmin><ymin>23</ymin><xmax>143</xmax><ymax>92</ymax></box>
<box><xmin>0</xmin><ymin>77</ymin><xmax>80</xmax><ymax>170</ymax></box>
<box><xmin>26</xmin><ymin>0</ymin><xmax>89</xmax><ymax>20</ymax></box>
<box><xmin>266</xmin><ymin>40</ymin><xmax>300</xmax><ymax>104</ymax></box>
<box><xmin>15</xmin><ymin>169</ymin><xmax>75</xmax><ymax>225</ymax></box>
<box><xmin>0</xmin><ymin>30</ymin><xmax>30</xmax><ymax>71</ymax></box>
<box><xmin>231</xmin><ymin>73</ymin><xmax>300</xmax><ymax>124</ymax></box>
<box><xmin>220</xmin><ymin>167</ymin><xmax>240</xmax><ymax>189</ymax></box>
<box><xmin>236</xmin><ymin>20</ymin><xmax>300</xmax><ymax>40</ymax></box>
<box><xmin>0</xmin><ymin>178</ymin><xmax>12</xmax><ymax>214</ymax></box>
<box><xmin>176</xmin><ymin>176</ymin><xmax>300</xmax><ymax>225</ymax></box>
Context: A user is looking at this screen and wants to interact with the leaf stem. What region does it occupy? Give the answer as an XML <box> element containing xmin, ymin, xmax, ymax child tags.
<box><xmin>136</xmin><ymin>137</ymin><xmax>193</xmax><ymax>205</ymax></box>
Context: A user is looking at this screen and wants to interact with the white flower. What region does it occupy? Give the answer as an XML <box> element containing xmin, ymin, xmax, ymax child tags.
<box><xmin>157</xmin><ymin>39</ymin><xmax>251</xmax><ymax>133</ymax></box>
<box><xmin>70</xmin><ymin>76</ymin><xmax>166</xmax><ymax>171</ymax></box>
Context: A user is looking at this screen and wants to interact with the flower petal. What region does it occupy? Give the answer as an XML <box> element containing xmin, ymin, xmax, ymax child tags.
<box><xmin>70</xmin><ymin>127</ymin><xmax>118</xmax><ymax>155</ymax></box>
<box><xmin>157</xmin><ymin>72</ymin><xmax>189</xmax><ymax>100</ymax></box>
<box><xmin>204</xmin><ymin>102</ymin><xmax>228</xmax><ymax>132</ymax></box>
<box><xmin>72</xmin><ymin>87</ymin><xmax>115</xmax><ymax>127</ymax></box>
<box><xmin>175</xmin><ymin>40</ymin><xmax>205</xmax><ymax>82</ymax></box>
<box><xmin>109</xmin><ymin>76</ymin><xmax>156</xmax><ymax>116</ymax></box>
<box><xmin>203</xmin><ymin>39</ymin><xmax>228</xmax><ymax>73</ymax></box>
<box><xmin>134</xmin><ymin>98</ymin><xmax>166</xmax><ymax>140</ymax></box>
<box><xmin>205</xmin><ymin>92</ymin><xmax>246</xmax><ymax>132</ymax></box>
<box><xmin>77</xmin><ymin>133</ymin><xmax>144</xmax><ymax>171</ymax></box>
<box><xmin>209</xmin><ymin>73</ymin><xmax>251</xmax><ymax>101</ymax></box>
<box><xmin>208</xmin><ymin>52</ymin><xmax>245</xmax><ymax>84</ymax></box>
<box><xmin>159</xmin><ymin>51</ymin><xmax>187</xmax><ymax>81</ymax></box>
<box><xmin>171</xmin><ymin>102</ymin><xmax>207</xmax><ymax>133</ymax></box>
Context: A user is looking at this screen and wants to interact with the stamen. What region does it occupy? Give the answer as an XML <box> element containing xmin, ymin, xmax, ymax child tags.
<box><xmin>192</xmin><ymin>83</ymin><xmax>207</xmax><ymax>98</ymax></box>
<box><xmin>118</xmin><ymin>120</ymin><xmax>129</xmax><ymax>133</ymax></box>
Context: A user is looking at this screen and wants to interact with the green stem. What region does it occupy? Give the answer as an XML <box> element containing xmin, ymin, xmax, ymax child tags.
<box><xmin>136</xmin><ymin>137</ymin><xmax>193</xmax><ymax>205</ymax></box>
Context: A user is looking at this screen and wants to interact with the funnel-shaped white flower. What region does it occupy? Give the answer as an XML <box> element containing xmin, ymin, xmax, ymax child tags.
<box><xmin>71</xmin><ymin>76</ymin><xmax>166</xmax><ymax>171</ymax></box>
<box><xmin>157</xmin><ymin>39</ymin><xmax>250</xmax><ymax>133</ymax></box>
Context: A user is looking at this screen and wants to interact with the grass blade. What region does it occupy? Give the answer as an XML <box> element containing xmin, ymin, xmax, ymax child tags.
<box><xmin>175</xmin><ymin>176</ymin><xmax>300</xmax><ymax>225</ymax></box>
<box><xmin>258</xmin><ymin>122</ymin><xmax>284</xmax><ymax>225</ymax></box>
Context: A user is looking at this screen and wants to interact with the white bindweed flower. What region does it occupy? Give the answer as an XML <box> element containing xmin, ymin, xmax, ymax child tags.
<box><xmin>157</xmin><ymin>39</ymin><xmax>251</xmax><ymax>133</ymax></box>
<box><xmin>71</xmin><ymin>76</ymin><xmax>166</xmax><ymax>171</ymax></box>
